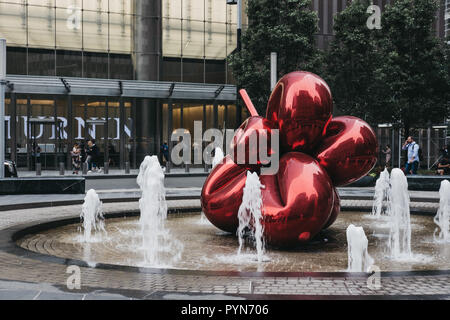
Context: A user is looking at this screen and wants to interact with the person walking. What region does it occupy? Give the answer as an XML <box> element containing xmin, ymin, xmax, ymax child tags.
<box><xmin>80</xmin><ymin>140</ymin><xmax>87</xmax><ymax>164</ymax></box>
<box><xmin>402</xmin><ymin>136</ymin><xmax>420</xmax><ymax>175</ymax></box>
<box><xmin>160</xmin><ymin>142</ymin><xmax>169</xmax><ymax>166</ymax></box>
<box><xmin>31</xmin><ymin>142</ymin><xmax>41</xmax><ymax>170</ymax></box>
<box><xmin>85</xmin><ymin>139</ymin><xmax>101</xmax><ymax>173</ymax></box>
<box><xmin>71</xmin><ymin>142</ymin><xmax>81</xmax><ymax>174</ymax></box>
<box><xmin>382</xmin><ymin>145</ymin><xmax>392</xmax><ymax>168</ymax></box>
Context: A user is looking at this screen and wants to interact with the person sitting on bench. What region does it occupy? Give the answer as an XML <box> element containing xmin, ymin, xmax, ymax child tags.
<box><xmin>437</xmin><ymin>156</ymin><xmax>450</xmax><ymax>176</ymax></box>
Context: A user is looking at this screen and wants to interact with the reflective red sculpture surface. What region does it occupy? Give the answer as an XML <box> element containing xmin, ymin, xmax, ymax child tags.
<box><xmin>315</xmin><ymin>116</ymin><xmax>378</xmax><ymax>187</ymax></box>
<box><xmin>266</xmin><ymin>71</ymin><xmax>333</xmax><ymax>153</ymax></box>
<box><xmin>229</xmin><ymin>116</ymin><xmax>278</xmax><ymax>169</ymax></box>
<box><xmin>201</xmin><ymin>71</ymin><xmax>378</xmax><ymax>247</ymax></box>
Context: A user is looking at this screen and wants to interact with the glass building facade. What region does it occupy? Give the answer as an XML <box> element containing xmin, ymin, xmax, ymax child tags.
<box><xmin>1</xmin><ymin>0</ymin><xmax>238</xmax><ymax>81</ymax></box>
<box><xmin>1</xmin><ymin>0</ymin><xmax>447</xmax><ymax>170</ymax></box>
<box><xmin>1</xmin><ymin>0</ymin><xmax>239</xmax><ymax>170</ymax></box>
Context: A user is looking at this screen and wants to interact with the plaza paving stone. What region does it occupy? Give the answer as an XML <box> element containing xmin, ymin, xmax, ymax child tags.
<box><xmin>0</xmin><ymin>198</ymin><xmax>448</xmax><ymax>299</ymax></box>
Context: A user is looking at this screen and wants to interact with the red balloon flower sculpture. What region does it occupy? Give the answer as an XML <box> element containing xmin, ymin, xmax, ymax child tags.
<box><xmin>201</xmin><ymin>71</ymin><xmax>378</xmax><ymax>247</ymax></box>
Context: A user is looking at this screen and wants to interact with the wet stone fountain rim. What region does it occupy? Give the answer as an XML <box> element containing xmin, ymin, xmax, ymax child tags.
<box><xmin>6</xmin><ymin>208</ymin><xmax>450</xmax><ymax>279</ymax></box>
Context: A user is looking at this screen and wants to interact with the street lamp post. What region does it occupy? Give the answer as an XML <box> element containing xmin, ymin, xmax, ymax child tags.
<box><xmin>237</xmin><ymin>0</ymin><xmax>242</xmax><ymax>51</ymax></box>
<box><xmin>0</xmin><ymin>39</ymin><xmax>6</xmax><ymax>179</ymax></box>
<box><xmin>227</xmin><ymin>0</ymin><xmax>243</xmax><ymax>125</ymax></box>
<box><xmin>270</xmin><ymin>52</ymin><xmax>277</xmax><ymax>90</ymax></box>
<box><xmin>227</xmin><ymin>0</ymin><xmax>242</xmax><ymax>52</ymax></box>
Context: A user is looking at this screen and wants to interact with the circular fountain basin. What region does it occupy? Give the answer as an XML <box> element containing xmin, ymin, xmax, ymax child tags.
<box><xmin>16</xmin><ymin>211</ymin><xmax>450</xmax><ymax>273</ymax></box>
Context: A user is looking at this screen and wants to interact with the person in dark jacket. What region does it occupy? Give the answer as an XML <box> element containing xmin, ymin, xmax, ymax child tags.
<box><xmin>31</xmin><ymin>142</ymin><xmax>41</xmax><ymax>170</ymax></box>
<box><xmin>437</xmin><ymin>156</ymin><xmax>450</xmax><ymax>176</ymax></box>
<box><xmin>79</xmin><ymin>141</ymin><xmax>87</xmax><ymax>163</ymax></box>
<box><xmin>71</xmin><ymin>142</ymin><xmax>81</xmax><ymax>174</ymax></box>
<box><xmin>86</xmin><ymin>139</ymin><xmax>101</xmax><ymax>172</ymax></box>
<box><xmin>160</xmin><ymin>142</ymin><xmax>169</xmax><ymax>166</ymax></box>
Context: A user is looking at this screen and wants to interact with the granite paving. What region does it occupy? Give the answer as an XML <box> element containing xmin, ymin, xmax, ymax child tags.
<box><xmin>0</xmin><ymin>199</ymin><xmax>448</xmax><ymax>299</ymax></box>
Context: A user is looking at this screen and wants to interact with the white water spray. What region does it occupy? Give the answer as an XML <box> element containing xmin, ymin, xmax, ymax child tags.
<box><xmin>346</xmin><ymin>224</ymin><xmax>374</xmax><ymax>272</ymax></box>
<box><xmin>387</xmin><ymin>168</ymin><xmax>412</xmax><ymax>259</ymax></box>
<box><xmin>199</xmin><ymin>212</ymin><xmax>210</xmax><ymax>225</ymax></box>
<box><xmin>80</xmin><ymin>189</ymin><xmax>105</xmax><ymax>243</ymax></box>
<box><xmin>137</xmin><ymin>155</ymin><xmax>183</xmax><ymax>266</ymax></box>
<box><xmin>237</xmin><ymin>171</ymin><xmax>265</xmax><ymax>263</ymax></box>
<box><xmin>372</xmin><ymin>168</ymin><xmax>390</xmax><ymax>217</ymax></box>
<box><xmin>212</xmin><ymin>147</ymin><xmax>225</xmax><ymax>168</ymax></box>
<box><xmin>434</xmin><ymin>180</ymin><xmax>450</xmax><ymax>243</ymax></box>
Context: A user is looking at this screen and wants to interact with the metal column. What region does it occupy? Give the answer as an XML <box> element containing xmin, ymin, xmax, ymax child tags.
<box><xmin>0</xmin><ymin>39</ymin><xmax>5</xmax><ymax>178</ymax></box>
<box><xmin>167</xmin><ymin>100</ymin><xmax>173</xmax><ymax>173</ymax></box>
<box><xmin>66</xmin><ymin>95</ymin><xmax>73</xmax><ymax>169</ymax></box>
<box><xmin>427</xmin><ymin>126</ymin><xmax>431</xmax><ymax>169</ymax></box>
<box><xmin>213</xmin><ymin>102</ymin><xmax>218</xmax><ymax>129</ymax></box>
<box><xmin>156</xmin><ymin>100</ymin><xmax>161</xmax><ymax>161</ymax></box>
<box><xmin>180</xmin><ymin>103</ymin><xmax>184</xmax><ymax>128</ymax></box>
<box><xmin>119</xmin><ymin>97</ymin><xmax>125</xmax><ymax>169</ymax></box>
<box><xmin>53</xmin><ymin>97</ymin><xmax>59</xmax><ymax>169</ymax></box>
<box><xmin>398</xmin><ymin>129</ymin><xmax>402</xmax><ymax>168</ymax></box>
<box><xmin>131</xmin><ymin>98</ymin><xmax>137</xmax><ymax>169</ymax></box>
<box><xmin>104</xmin><ymin>98</ymin><xmax>109</xmax><ymax>169</ymax></box>
<box><xmin>26</xmin><ymin>96</ymin><xmax>31</xmax><ymax>170</ymax></box>
<box><xmin>391</xmin><ymin>127</ymin><xmax>395</xmax><ymax>168</ymax></box>
<box><xmin>10</xmin><ymin>92</ymin><xmax>17</xmax><ymax>164</ymax></box>
<box><xmin>84</xmin><ymin>96</ymin><xmax>88</xmax><ymax>140</ymax></box>
<box><xmin>223</xmin><ymin>104</ymin><xmax>228</xmax><ymax>150</ymax></box>
<box><xmin>203</xmin><ymin>103</ymin><xmax>207</xmax><ymax>170</ymax></box>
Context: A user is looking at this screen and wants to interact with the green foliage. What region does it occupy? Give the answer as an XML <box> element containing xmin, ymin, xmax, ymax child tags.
<box><xmin>228</xmin><ymin>0</ymin><xmax>322</xmax><ymax>116</ymax></box>
<box><xmin>230</xmin><ymin>0</ymin><xmax>450</xmax><ymax>131</ymax></box>
<box><xmin>323</xmin><ymin>0</ymin><xmax>382</xmax><ymax>122</ymax></box>
<box><xmin>374</xmin><ymin>0</ymin><xmax>450</xmax><ymax>133</ymax></box>
<box><xmin>325</xmin><ymin>0</ymin><xmax>450</xmax><ymax>132</ymax></box>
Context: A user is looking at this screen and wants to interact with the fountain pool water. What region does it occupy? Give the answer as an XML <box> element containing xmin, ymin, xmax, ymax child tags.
<box><xmin>15</xmin><ymin>159</ymin><xmax>448</xmax><ymax>273</ymax></box>
<box><xmin>346</xmin><ymin>224</ymin><xmax>374</xmax><ymax>272</ymax></box>
<box><xmin>237</xmin><ymin>171</ymin><xmax>266</xmax><ymax>263</ymax></box>
<box><xmin>434</xmin><ymin>180</ymin><xmax>450</xmax><ymax>243</ymax></box>
<box><xmin>79</xmin><ymin>189</ymin><xmax>105</xmax><ymax>243</ymax></box>
<box><xmin>18</xmin><ymin>211</ymin><xmax>449</xmax><ymax>272</ymax></box>
<box><xmin>136</xmin><ymin>155</ymin><xmax>183</xmax><ymax>267</ymax></box>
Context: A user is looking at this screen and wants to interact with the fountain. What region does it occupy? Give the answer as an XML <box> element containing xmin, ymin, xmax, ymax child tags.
<box><xmin>137</xmin><ymin>155</ymin><xmax>183</xmax><ymax>266</ymax></box>
<box><xmin>387</xmin><ymin>168</ymin><xmax>412</xmax><ymax>259</ymax></box>
<box><xmin>212</xmin><ymin>147</ymin><xmax>225</xmax><ymax>168</ymax></box>
<box><xmin>372</xmin><ymin>168</ymin><xmax>390</xmax><ymax>217</ymax></box>
<box><xmin>80</xmin><ymin>189</ymin><xmax>105</xmax><ymax>243</ymax></box>
<box><xmin>14</xmin><ymin>72</ymin><xmax>448</xmax><ymax>275</ymax></box>
<box><xmin>237</xmin><ymin>171</ymin><xmax>265</xmax><ymax>263</ymax></box>
<box><xmin>434</xmin><ymin>180</ymin><xmax>450</xmax><ymax>243</ymax></box>
<box><xmin>346</xmin><ymin>224</ymin><xmax>374</xmax><ymax>272</ymax></box>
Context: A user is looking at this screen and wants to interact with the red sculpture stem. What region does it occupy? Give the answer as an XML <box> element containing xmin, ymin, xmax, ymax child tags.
<box><xmin>239</xmin><ymin>89</ymin><xmax>259</xmax><ymax>117</ymax></box>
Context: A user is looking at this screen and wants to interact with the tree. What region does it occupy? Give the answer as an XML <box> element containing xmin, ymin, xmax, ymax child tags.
<box><xmin>374</xmin><ymin>0</ymin><xmax>450</xmax><ymax>135</ymax></box>
<box><xmin>228</xmin><ymin>0</ymin><xmax>322</xmax><ymax>116</ymax></box>
<box><xmin>324</xmin><ymin>0</ymin><xmax>450</xmax><ymax>133</ymax></box>
<box><xmin>324</xmin><ymin>0</ymin><xmax>384</xmax><ymax>122</ymax></box>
